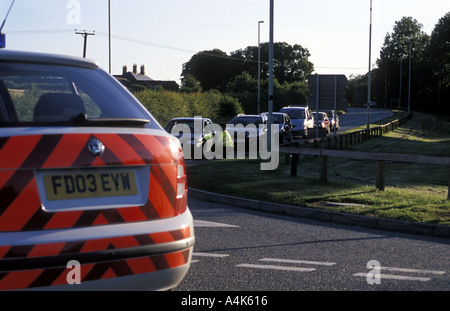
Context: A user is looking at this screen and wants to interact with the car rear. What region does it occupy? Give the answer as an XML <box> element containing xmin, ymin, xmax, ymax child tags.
<box><xmin>227</xmin><ymin>115</ymin><xmax>267</xmax><ymax>153</ymax></box>
<box><xmin>0</xmin><ymin>50</ymin><xmax>194</xmax><ymax>290</ymax></box>
<box><xmin>280</xmin><ymin>107</ymin><xmax>309</xmax><ymax>138</ymax></box>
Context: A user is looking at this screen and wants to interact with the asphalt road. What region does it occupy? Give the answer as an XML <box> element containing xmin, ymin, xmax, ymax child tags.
<box><xmin>337</xmin><ymin>107</ymin><xmax>393</xmax><ymax>132</ymax></box>
<box><xmin>176</xmin><ymin>197</ymin><xmax>449</xmax><ymax>291</ymax></box>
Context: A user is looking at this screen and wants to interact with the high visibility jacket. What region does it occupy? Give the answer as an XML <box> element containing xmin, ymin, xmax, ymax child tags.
<box><xmin>222</xmin><ymin>130</ymin><xmax>234</xmax><ymax>147</ymax></box>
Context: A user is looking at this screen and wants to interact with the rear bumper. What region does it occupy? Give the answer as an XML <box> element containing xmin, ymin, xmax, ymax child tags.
<box><xmin>0</xmin><ymin>209</ymin><xmax>194</xmax><ymax>291</ymax></box>
<box><xmin>291</xmin><ymin>128</ymin><xmax>306</xmax><ymax>137</ymax></box>
<box><xmin>24</xmin><ymin>248</ymin><xmax>194</xmax><ymax>291</ymax></box>
<box><xmin>37</xmin><ymin>262</ymin><xmax>193</xmax><ymax>291</ymax></box>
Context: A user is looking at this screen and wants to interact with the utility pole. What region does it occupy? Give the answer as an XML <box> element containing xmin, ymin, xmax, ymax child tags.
<box><xmin>0</xmin><ymin>0</ymin><xmax>16</xmax><ymax>49</ymax></box>
<box><xmin>257</xmin><ymin>20</ymin><xmax>264</xmax><ymax>115</ymax></box>
<box><xmin>398</xmin><ymin>57</ymin><xmax>403</xmax><ymax>110</ymax></box>
<box><xmin>267</xmin><ymin>0</ymin><xmax>274</xmax><ymax>152</ymax></box>
<box><xmin>367</xmin><ymin>0</ymin><xmax>372</xmax><ymax>130</ymax></box>
<box><xmin>75</xmin><ymin>30</ymin><xmax>95</xmax><ymax>58</ymax></box>
<box><xmin>108</xmin><ymin>0</ymin><xmax>112</xmax><ymax>73</ymax></box>
<box><xmin>407</xmin><ymin>40</ymin><xmax>412</xmax><ymax>114</ymax></box>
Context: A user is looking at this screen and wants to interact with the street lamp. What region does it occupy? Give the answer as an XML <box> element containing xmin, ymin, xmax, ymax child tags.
<box><xmin>367</xmin><ymin>0</ymin><xmax>372</xmax><ymax>130</ymax></box>
<box><xmin>108</xmin><ymin>0</ymin><xmax>111</xmax><ymax>73</ymax></box>
<box><xmin>257</xmin><ymin>20</ymin><xmax>264</xmax><ymax>115</ymax></box>
<box><xmin>398</xmin><ymin>56</ymin><xmax>403</xmax><ymax>110</ymax></box>
<box><xmin>268</xmin><ymin>0</ymin><xmax>274</xmax><ymax>152</ymax></box>
<box><xmin>407</xmin><ymin>40</ymin><xmax>412</xmax><ymax>114</ymax></box>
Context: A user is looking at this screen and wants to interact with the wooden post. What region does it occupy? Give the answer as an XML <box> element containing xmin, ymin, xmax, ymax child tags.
<box><xmin>448</xmin><ymin>166</ymin><xmax>450</xmax><ymax>200</ymax></box>
<box><xmin>290</xmin><ymin>154</ymin><xmax>299</xmax><ymax>177</ymax></box>
<box><xmin>376</xmin><ymin>160</ymin><xmax>385</xmax><ymax>191</ymax></box>
<box><xmin>320</xmin><ymin>156</ymin><xmax>328</xmax><ymax>183</ymax></box>
<box><xmin>285</xmin><ymin>152</ymin><xmax>290</xmax><ymax>164</ymax></box>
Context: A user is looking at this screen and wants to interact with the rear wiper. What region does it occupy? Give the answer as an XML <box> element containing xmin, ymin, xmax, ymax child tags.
<box><xmin>71</xmin><ymin>113</ymin><xmax>150</xmax><ymax>127</ymax></box>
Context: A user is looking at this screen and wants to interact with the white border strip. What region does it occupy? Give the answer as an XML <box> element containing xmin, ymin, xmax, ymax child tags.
<box><xmin>237</xmin><ymin>263</ymin><xmax>315</xmax><ymax>272</ymax></box>
<box><xmin>353</xmin><ymin>273</ymin><xmax>430</xmax><ymax>282</ymax></box>
<box><xmin>260</xmin><ymin>258</ymin><xmax>336</xmax><ymax>266</ymax></box>
<box><xmin>192</xmin><ymin>252</ymin><xmax>229</xmax><ymax>258</ymax></box>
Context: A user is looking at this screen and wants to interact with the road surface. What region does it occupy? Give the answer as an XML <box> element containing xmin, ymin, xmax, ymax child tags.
<box><xmin>176</xmin><ymin>197</ymin><xmax>449</xmax><ymax>291</ymax></box>
<box><xmin>337</xmin><ymin>107</ymin><xmax>393</xmax><ymax>133</ymax></box>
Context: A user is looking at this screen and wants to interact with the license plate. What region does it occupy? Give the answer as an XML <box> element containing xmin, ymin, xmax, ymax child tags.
<box><xmin>43</xmin><ymin>169</ymin><xmax>138</xmax><ymax>201</ymax></box>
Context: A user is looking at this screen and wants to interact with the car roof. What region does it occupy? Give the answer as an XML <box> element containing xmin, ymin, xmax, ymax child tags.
<box><xmin>169</xmin><ymin>117</ymin><xmax>211</xmax><ymax>121</ymax></box>
<box><xmin>280</xmin><ymin>106</ymin><xmax>307</xmax><ymax>110</ymax></box>
<box><xmin>234</xmin><ymin>114</ymin><xmax>262</xmax><ymax>118</ymax></box>
<box><xmin>0</xmin><ymin>50</ymin><xmax>99</xmax><ymax>69</ymax></box>
<box><xmin>261</xmin><ymin>112</ymin><xmax>286</xmax><ymax>115</ymax></box>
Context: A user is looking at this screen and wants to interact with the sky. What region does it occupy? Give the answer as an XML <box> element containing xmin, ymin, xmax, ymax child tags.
<box><xmin>1</xmin><ymin>0</ymin><xmax>449</xmax><ymax>84</ymax></box>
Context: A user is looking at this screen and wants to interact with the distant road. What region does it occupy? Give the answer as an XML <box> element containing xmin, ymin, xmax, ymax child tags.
<box><xmin>338</xmin><ymin>107</ymin><xmax>393</xmax><ymax>133</ymax></box>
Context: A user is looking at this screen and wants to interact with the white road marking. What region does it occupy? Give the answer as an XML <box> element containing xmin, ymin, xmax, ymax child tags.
<box><xmin>193</xmin><ymin>252</ymin><xmax>229</xmax><ymax>258</ymax></box>
<box><xmin>353</xmin><ymin>273</ymin><xmax>430</xmax><ymax>282</ymax></box>
<box><xmin>379</xmin><ymin>266</ymin><xmax>445</xmax><ymax>275</ymax></box>
<box><xmin>260</xmin><ymin>258</ymin><xmax>336</xmax><ymax>266</ymax></box>
<box><xmin>353</xmin><ymin>266</ymin><xmax>445</xmax><ymax>282</ymax></box>
<box><xmin>194</xmin><ymin>219</ymin><xmax>239</xmax><ymax>228</ymax></box>
<box><xmin>237</xmin><ymin>257</ymin><xmax>336</xmax><ymax>272</ymax></box>
<box><xmin>237</xmin><ymin>263</ymin><xmax>316</xmax><ymax>272</ymax></box>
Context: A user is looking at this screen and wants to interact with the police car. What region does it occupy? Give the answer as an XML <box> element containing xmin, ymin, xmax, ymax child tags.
<box><xmin>0</xmin><ymin>50</ymin><xmax>194</xmax><ymax>290</ymax></box>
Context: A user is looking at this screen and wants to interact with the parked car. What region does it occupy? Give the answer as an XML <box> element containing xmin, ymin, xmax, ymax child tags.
<box><xmin>0</xmin><ymin>50</ymin><xmax>194</xmax><ymax>290</ymax></box>
<box><xmin>261</xmin><ymin>112</ymin><xmax>293</xmax><ymax>144</ymax></box>
<box><xmin>227</xmin><ymin>114</ymin><xmax>267</xmax><ymax>151</ymax></box>
<box><xmin>165</xmin><ymin>117</ymin><xmax>215</xmax><ymax>159</ymax></box>
<box><xmin>312</xmin><ymin>111</ymin><xmax>331</xmax><ymax>135</ymax></box>
<box><xmin>322</xmin><ymin>110</ymin><xmax>340</xmax><ymax>131</ymax></box>
<box><xmin>364</xmin><ymin>101</ymin><xmax>377</xmax><ymax>107</ymax></box>
<box><xmin>279</xmin><ymin>106</ymin><xmax>314</xmax><ymax>139</ymax></box>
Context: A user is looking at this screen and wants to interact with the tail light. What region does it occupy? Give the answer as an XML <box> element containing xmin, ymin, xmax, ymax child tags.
<box><xmin>170</xmin><ymin>138</ymin><xmax>187</xmax><ymax>214</ymax></box>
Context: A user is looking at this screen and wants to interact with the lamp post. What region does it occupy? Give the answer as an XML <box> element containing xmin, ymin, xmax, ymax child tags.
<box><xmin>108</xmin><ymin>0</ymin><xmax>111</xmax><ymax>73</ymax></box>
<box><xmin>257</xmin><ymin>20</ymin><xmax>264</xmax><ymax>115</ymax></box>
<box><xmin>268</xmin><ymin>0</ymin><xmax>274</xmax><ymax>152</ymax></box>
<box><xmin>398</xmin><ymin>56</ymin><xmax>403</xmax><ymax>110</ymax></box>
<box><xmin>367</xmin><ymin>0</ymin><xmax>372</xmax><ymax>130</ymax></box>
<box><xmin>407</xmin><ymin>40</ymin><xmax>412</xmax><ymax>114</ymax></box>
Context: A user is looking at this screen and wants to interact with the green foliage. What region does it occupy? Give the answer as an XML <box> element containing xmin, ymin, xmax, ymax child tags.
<box><xmin>365</xmin><ymin>13</ymin><xmax>450</xmax><ymax>113</ymax></box>
<box><xmin>180</xmin><ymin>74</ymin><xmax>202</xmax><ymax>93</ymax></box>
<box><xmin>133</xmin><ymin>88</ymin><xmax>243</xmax><ymax>126</ymax></box>
<box><xmin>231</xmin><ymin>42</ymin><xmax>314</xmax><ymax>84</ymax></box>
<box><xmin>181</xmin><ymin>42</ymin><xmax>314</xmax><ymax>92</ymax></box>
<box><xmin>228</xmin><ymin>78</ymin><xmax>308</xmax><ymax>114</ymax></box>
<box><xmin>181</xmin><ymin>49</ymin><xmax>239</xmax><ymax>92</ymax></box>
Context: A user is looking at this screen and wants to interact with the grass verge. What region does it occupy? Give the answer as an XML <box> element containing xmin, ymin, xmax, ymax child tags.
<box><xmin>186</xmin><ymin>111</ymin><xmax>450</xmax><ymax>225</ymax></box>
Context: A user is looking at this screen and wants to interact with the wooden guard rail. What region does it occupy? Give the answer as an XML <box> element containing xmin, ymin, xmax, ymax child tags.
<box><xmin>293</xmin><ymin>112</ymin><xmax>414</xmax><ymax>150</ymax></box>
<box><xmin>280</xmin><ymin>147</ymin><xmax>450</xmax><ymax>199</ymax></box>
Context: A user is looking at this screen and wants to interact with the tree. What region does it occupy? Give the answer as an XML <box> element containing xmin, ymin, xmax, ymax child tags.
<box><xmin>425</xmin><ymin>12</ymin><xmax>450</xmax><ymax>113</ymax></box>
<box><xmin>231</xmin><ymin>42</ymin><xmax>314</xmax><ymax>84</ymax></box>
<box><xmin>346</xmin><ymin>74</ymin><xmax>368</xmax><ymax>106</ymax></box>
<box><xmin>180</xmin><ymin>74</ymin><xmax>202</xmax><ymax>93</ymax></box>
<box><xmin>374</xmin><ymin>17</ymin><xmax>430</xmax><ymax>110</ymax></box>
<box><xmin>181</xmin><ymin>49</ymin><xmax>241</xmax><ymax>92</ymax></box>
<box><xmin>181</xmin><ymin>42</ymin><xmax>314</xmax><ymax>92</ymax></box>
<box><xmin>226</xmin><ymin>72</ymin><xmax>257</xmax><ymax>93</ymax></box>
